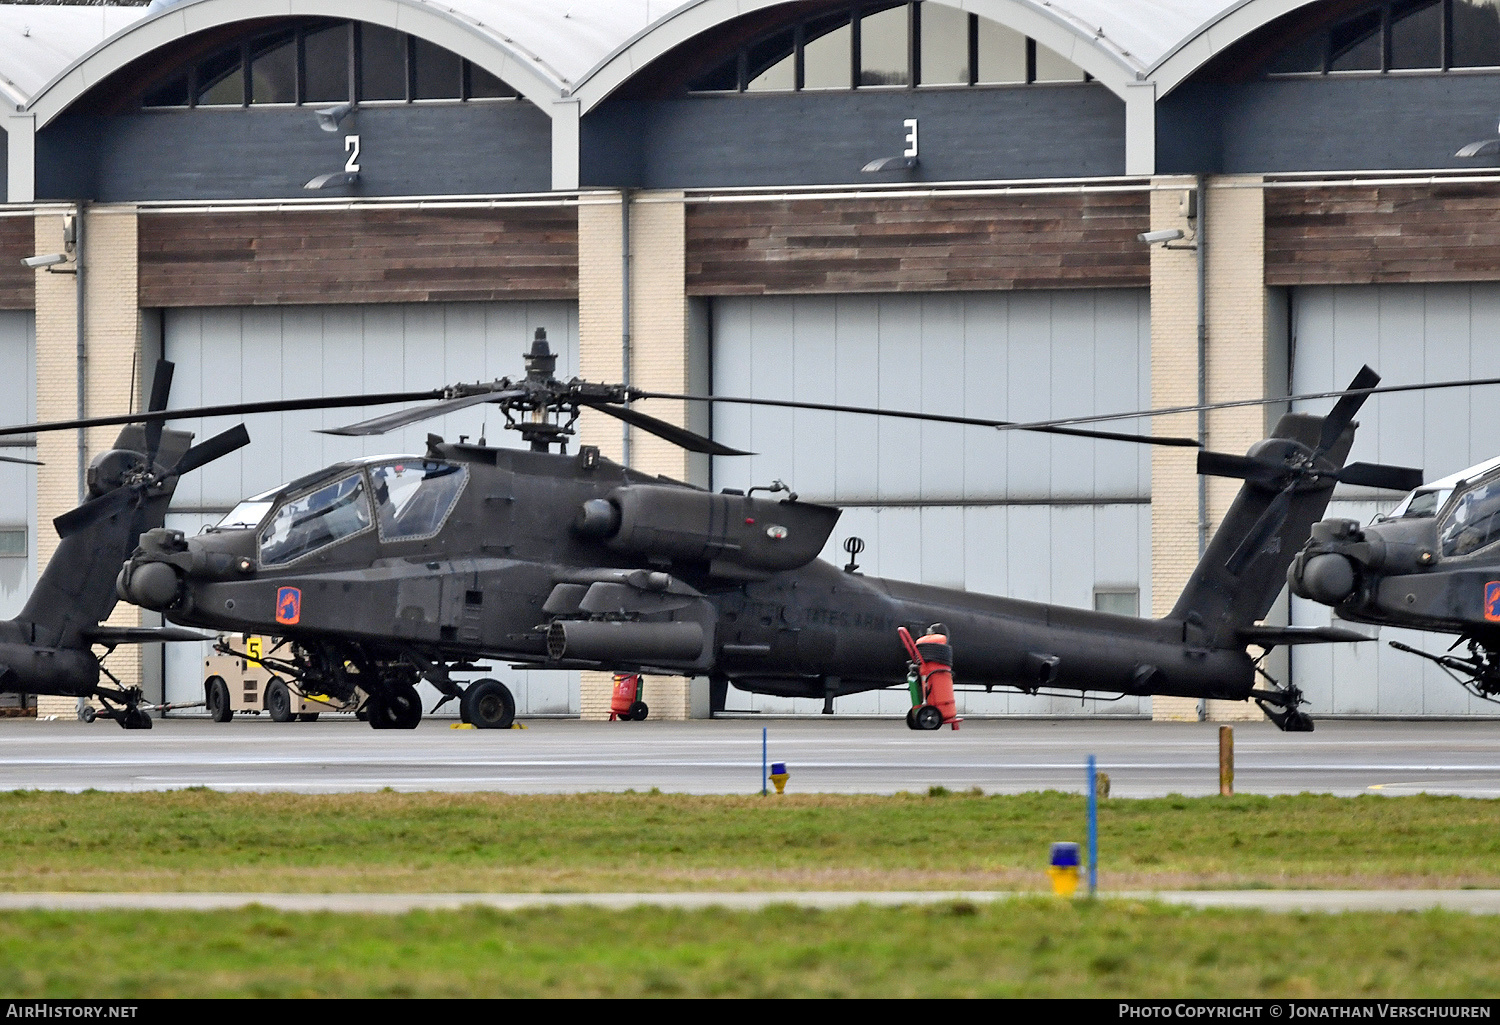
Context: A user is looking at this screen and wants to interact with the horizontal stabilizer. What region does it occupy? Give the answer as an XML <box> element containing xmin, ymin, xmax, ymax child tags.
<box><xmin>84</xmin><ymin>626</ymin><xmax>213</xmax><ymax>645</ymax></box>
<box><xmin>1237</xmin><ymin>625</ymin><xmax>1373</xmax><ymax>647</ymax></box>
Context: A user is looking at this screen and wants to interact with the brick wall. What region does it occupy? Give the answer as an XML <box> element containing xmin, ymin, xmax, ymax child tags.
<box><xmin>33</xmin><ymin>212</ymin><xmax>77</xmax><ymax>718</ymax></box>
<box><xmin>1148</xmin><ymin>178</ymin><xmax>1202</xmax><ymax>723</ymax></box>
<box><xmin>686</xmin><ymin>189</ymin><xmax>1151</xmax><ymax>295</ymax></box>
<box><xmin>139</xmin><ymin>207</ymin><xmax>579</xmax><ymax>307</ymax></box>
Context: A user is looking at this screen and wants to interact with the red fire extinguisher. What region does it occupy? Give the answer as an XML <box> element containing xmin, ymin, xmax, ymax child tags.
<box><xmin>898</xmin><ymin>624</ymin><xmax>961</xmax><ymax>731</ymax></box>
<box><xmin>609</xmin><ymin>673</ymin><xmax>649</xmax><ymax>721</ymax></box>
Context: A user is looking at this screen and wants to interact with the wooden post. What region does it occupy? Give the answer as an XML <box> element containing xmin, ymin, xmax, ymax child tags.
<box><xmin>1219</xmin><ymin>725</ymin><xmax>1234</xmax><ymax>796</ymax></box>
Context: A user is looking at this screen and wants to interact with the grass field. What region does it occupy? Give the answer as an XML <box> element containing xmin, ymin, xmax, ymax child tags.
<box><xmin>3</xmin><ymin>789</ymin><xmax>1500</xmax><ymax>892</ymax></box>
<box><xmin>3</xmin><ymin>900</ymin><xmax>1498</xmax><ymax>997</ymax></box>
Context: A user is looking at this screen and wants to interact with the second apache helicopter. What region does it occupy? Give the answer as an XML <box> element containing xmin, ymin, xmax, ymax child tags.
<box><xmin>1290</xmin><ymin>450</ymin><xmax>1500</xmax><ymax>706</ymax></box>
<box><xmin>1</xmin><ymin>333</ymin><xmax>1433</xmax><ymax>731</ymax></box>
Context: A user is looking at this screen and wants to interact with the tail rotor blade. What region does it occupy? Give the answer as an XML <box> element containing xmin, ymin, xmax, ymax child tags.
<box><xmin>167</xmin><ymin>424</ymin><xmax>250</xmax><ymax>479</ymax></box>
<box><xmin>1225</xmin><ymin>487</ymin><xmax>1295</xmax><ymax>577</ymax></box>
<box><xmin>53</xmin><ymin>487</ymin><xmax>137</xmax><ymax>539</ymax></box>
<box><xmin>142</xmin><ymin>359</ymin><xmax>175</xmax><ymax>468</ymax></box>
<box><xmin>1316</xmin><ymin>365</ymin><xmax>1381</xmax><ymax>456</ymax></box>
<box><xmin>1336</xmin><ymin>462</ymin><xmax>1425</xmax><ymax>492</ymax></box>
<box><xmin>584</xmin><ymin>402</ymin><xmax>753</xmax><ymax>456</ymax></box>
<box><xmin>1197</xmin><ymin>451</ymin><xmax>1281</xmax><ymax>483</ymax></box>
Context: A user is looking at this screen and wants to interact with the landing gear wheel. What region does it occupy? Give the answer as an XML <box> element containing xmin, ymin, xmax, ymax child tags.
<box><xmin>81</xmin><ymin>706</ymin><xmax>96</xmax><ymax>724</ymax></box>
<box><xmin>297</xmin><ymin>713</ymin><xmax>319</xmax><ymax>723</ymax></box>
<box><xmin>365</xmin><ymin>694</ymin><xmax>390</xmax><ymax>730</ymax></box>
<box><xmin>461</xmin><ymin>679</ymin><xmax>515</xmax><ymax>730</ymax></box>
<box><xmin>121</xmin><ymin>708</ymin><xmax>153</xmax><ymax>730</ymax></box>
<box><xmin>914</xmin><ymin>704</ymin><xmax>943</xmax><ymax>731</ymax></box>
<box><xmin>265</xmin><ymin>677</ymin><xmax>293</xmax><ymax>723</ymax></box>
<box><xmin>372</xmin><ymin>690</ymin><xmax>420</xmax><ymax>729</ymax></box>
<box><xmin>628</xmin><ymin>700</ymin><xmax>649</xmax><ymax>721</ymax></box>
<box><xmin>206</xmin><ymin>677</ymin><xmax>232</xmax><ymax>723</ymax></box>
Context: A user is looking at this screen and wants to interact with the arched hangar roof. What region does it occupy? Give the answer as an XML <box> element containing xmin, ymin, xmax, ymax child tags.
<box><xmin>13</xmin><ymin>0</ymin><xmax>1330</xmax><ymax>125</ymax></box>
<box><xmin>0</xmin><ymin>4</ymin><xmax>143</xmax><ymax>109</ymax></box>
<box><xmin>21</xmin><ymin>0</ymin><xmax>665</xmax><ymax>128</ymax></box>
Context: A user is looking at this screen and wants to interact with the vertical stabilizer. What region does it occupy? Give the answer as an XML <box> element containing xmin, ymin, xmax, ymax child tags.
<box><xmin>1169</xmin><ymin>412</ymin><xmax>1354</xmax><ymax>649</ymax></box>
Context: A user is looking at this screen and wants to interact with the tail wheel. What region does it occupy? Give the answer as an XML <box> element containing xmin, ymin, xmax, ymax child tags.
<box><xmin>265</xmin><ymin>677</ymin><xmax>294</xmax><ymax>723</ymax></box>
<box><xmin>460</xmin><ymin>679</ymin><xmax>515</xmax><ymax>730</ymax></box>
<box><xmin>914</xmin><ymin>704</ymin><xmax>943</xmax><ymax>731</ymax></box>
<box><xmin>628</xmin><ymin>700</ymin><xmax>649</xmax><ymax>722</ymax></box>
<box><xmin>206</xmin><ymin>677</ymin><xmax>232</xmax><ymax>722</ymax></box>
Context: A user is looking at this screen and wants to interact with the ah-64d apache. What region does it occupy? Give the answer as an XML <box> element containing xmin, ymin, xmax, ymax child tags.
<box><xmin>0</xmin><ymin>334</ymin><xmax>1439</xmax><ymax>732</ymax></box>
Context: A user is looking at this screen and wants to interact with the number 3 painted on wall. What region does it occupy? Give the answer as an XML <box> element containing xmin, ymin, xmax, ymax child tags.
<box><xmin>345</xmin><ymin>135</ymin><xmax>362</xmax><ymax>174</ymax></box>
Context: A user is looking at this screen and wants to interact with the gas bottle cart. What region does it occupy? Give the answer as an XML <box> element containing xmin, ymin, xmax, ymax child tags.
<box><xmin>202</xmin><ymin>634</ymin><xmax>363</xmax><ymax>722</ymax></box>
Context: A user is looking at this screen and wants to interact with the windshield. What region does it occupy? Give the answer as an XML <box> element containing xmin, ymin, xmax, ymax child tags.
<box><xmin>370</xmin><ymin>460</ymin><xmax>468</xmax><ymax>541</ymax></box>
<box><xmin>1392</xmin><ymin>488</ymin><xmax>1451</xmax><ymax>520</ymax></box>
<box><xmin>1441</xmin><ymin>476</ymin><xmax>1500</xmax><ymax>557</ymax></box>
<box><xmin>259</xmin><ymin>474</ymin><xmax>372</xmax><ymax>566</ymax></box>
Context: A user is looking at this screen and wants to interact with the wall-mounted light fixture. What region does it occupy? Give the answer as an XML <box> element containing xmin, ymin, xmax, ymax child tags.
<box><xmin>862</xmin><ymin>118</ymin><xmax>919</xmax><ymax>173</ymax></box>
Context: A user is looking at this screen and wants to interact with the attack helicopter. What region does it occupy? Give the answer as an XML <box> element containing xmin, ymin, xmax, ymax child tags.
<box><xmin>0</xmin><ymin>333</ymin><xmax>1435</xmax><ymax>731</ymax></box>
<box><xmin>1289</xmin><ymin>452</ymin><xmax>1500</xmax><ymax>705</ymax></box>
<box><xmin>0</xmin><ymin>360</ymin><xmax>244</xmax><ymax>728</ymax></box>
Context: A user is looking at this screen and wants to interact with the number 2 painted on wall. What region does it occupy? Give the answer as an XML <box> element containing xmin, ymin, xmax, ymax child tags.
<box><xmin>345</xmin><ymin>135</ymin><xmax>362</xmax><ymax>174</ymax></box>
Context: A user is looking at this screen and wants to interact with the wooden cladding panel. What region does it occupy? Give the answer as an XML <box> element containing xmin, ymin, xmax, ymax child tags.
<box><xmin>0</xmin><ymin>218</ymin><xmax>35</xmax><ymax>310</ymax></box>
<box><xmin>1267</xmin><ymin>184</ymin><xmax>1500</xmax><ymax>286</ymax></box>
<box><xmin>686</xmin><ymin>191</ymin><xmax>1151</xmax><ymax>295</ymax></box>
<box><xmin>139</xmin><ymin>207</ymin><xmax>579</xmax><ymax>307</ymax></box>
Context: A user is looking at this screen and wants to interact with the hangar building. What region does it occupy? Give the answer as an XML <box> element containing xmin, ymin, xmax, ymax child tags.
<box><xmin>0</xmin><ymin>0</ymin><xmax>1496</xmax><ymax>721</ymax></box>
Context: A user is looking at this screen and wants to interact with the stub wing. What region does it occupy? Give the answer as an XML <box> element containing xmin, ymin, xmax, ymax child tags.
<box><xmin>1237</xmin><ymin>625</ymin><xmax>1374</xmax><ymax>648</ymax></box>
<box><xmin>83</xmin><ymin>625</ymin><xmax>213</xmax><ymax>645</ymax></box>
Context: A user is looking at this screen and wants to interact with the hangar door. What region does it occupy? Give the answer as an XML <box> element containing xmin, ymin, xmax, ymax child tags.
<box><xmin>1290</xmin><ymin>284</ymin><xmax>1500</xmax><ymax>715</ymax></box>
<box><xmin>158</xmin><ymin>301</ymin><xmax>580</xmax><ymax>717</ymax></box>
<box><xmin>0</xmin><ymin>313</ymin><xmax>33</xmax><ymax>624</ymax></box>
<box><xmin>711</xmin><ymin>291</ymin><xmax>1152</xmax><ymax>716</ymax></box>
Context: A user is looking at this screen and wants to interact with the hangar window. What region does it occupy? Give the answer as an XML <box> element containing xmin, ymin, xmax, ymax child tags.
<box><xmin>1267</xmin><ymin>0</ymin><xmax>1500</xmax><ymax>76</ymax></box>
<box><xmin>140</xmin><ymin>20</ymin><xmax>523</xmax><ymax>110</ymax></box>
<box><xmin>687</xmin><ymin>2</ymin><xmax>1089</xmax><ymax>94</ymax></box>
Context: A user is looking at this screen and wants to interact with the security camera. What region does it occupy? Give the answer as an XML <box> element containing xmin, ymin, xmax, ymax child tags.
<box><xmin>1137</xmin><ymin>229</ymin><xmax>1186</xmax><ymax>245</ymax></box>
<box><xmin>21</xmin><ymin>253</ymin><xmax>68</xmax><ymax>269</ymax></box>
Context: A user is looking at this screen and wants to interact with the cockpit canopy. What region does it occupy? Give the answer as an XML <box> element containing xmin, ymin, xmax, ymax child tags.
<box><xmin>216</xmin><ymin>456</ymin><xmax>469</xmax><ymax>567</ymax></box>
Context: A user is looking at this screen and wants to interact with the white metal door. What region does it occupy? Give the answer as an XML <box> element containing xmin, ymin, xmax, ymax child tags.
<box><xmin>711</xmin><ymin>291</ymin><xmax>1152</xmax><ymax>715</ymax></box>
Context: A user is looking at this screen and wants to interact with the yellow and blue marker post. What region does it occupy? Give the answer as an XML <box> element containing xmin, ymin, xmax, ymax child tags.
<box><xmin>1087</xmin><ymin>754</ymin><xmax>1098</xmax><ymax>897</ymax></box>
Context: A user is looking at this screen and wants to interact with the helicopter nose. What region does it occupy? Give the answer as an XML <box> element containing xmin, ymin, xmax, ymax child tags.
<box><xmin>123</xmin><ymin>561</ymin><xmax>183</xmax><ymax>610</ymax></box>
<box><xmin>1297</xmin><ymin>553</ymin><xmax>1357</xmax><ymax>604</ymax></box>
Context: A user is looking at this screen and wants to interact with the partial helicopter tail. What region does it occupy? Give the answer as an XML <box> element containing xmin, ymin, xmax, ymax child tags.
<box><xmin>1168</xmin><ymin>412</ymin><xmax>1356</xmax><ymax>651</ymax></box>
<box><xmin>17</xmin><ymin>424</ymin><xmax>193</xmax><ymax>649</ymax></box>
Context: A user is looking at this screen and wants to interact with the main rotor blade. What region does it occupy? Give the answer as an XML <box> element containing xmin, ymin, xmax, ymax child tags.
<box><xmin>0</xmin><ymin>454</ymin><xmax>41</xmax><ymax>466</ymax></box>
<box><xmin>319</xmin><ymin>391</ymin><xmax>522</xmax><ymax>437</ymax></box>
<box><xmin>1225</xmin><ymin>487</ymin><xmax>1295</xmax><ymax>577</ymax></box>
<box><xmin>1336</xmin><ymin>461</ymin><xmax>1425</xmax><ymax>492</ymax></box>
<box><xmin>53</xmin><ymin>486</ymin><xmax>136</xmax><ymax>539</ymax></box>
<box><xmin>941</xmin><ymin>368</ymin><xmax>1500</xmax><ymax>435</ymax></box>
<box><xmin>142</xmin><ymin>359</ymin><xmax>174</xmax><ymax>468</ymax></box>
<box><xmin>0</xmin><ymin>390</ymin><xmax>444</xmax><ymax>439</ymax></box>
<box><xmin>1316</xmin><ymin>365</ymin><xmax>1381</xmax><ymax>456</ymax></box>
<box><xmin>1197</xmin><ymin>450</ymin><xmax>1284</xmax><ymax>483</ymax></box>
<box><xmin>584</xmin><ymin>402</ymin><xmax>753</xmax><ymax>456</ymax></box>
<box><xmin>168</xmin><ymin>424</ymin><xmax>251</xmax><ymax>479</ymax></box>
<box><xmin>635</xmin><ymin>392</ymin><xmax>1200</xmax><ymax>448</ymax></box>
